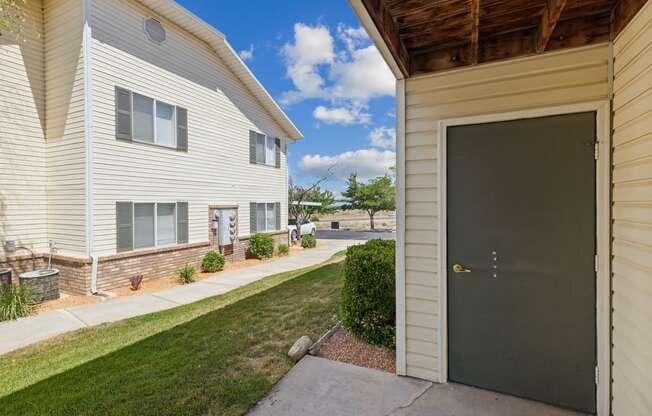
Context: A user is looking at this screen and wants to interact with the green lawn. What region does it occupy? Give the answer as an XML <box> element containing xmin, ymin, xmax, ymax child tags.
<box><xmin>0</xmin><ymin>259</ymin><xmax>345</xmax><ymax>416</ymax></box>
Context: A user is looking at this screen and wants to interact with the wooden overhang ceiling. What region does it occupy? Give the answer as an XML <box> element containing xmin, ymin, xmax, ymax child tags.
<box><xmin>360</xmin><ymin>0</ymin><xmax>649</xmax><ymax>76</ymax></box>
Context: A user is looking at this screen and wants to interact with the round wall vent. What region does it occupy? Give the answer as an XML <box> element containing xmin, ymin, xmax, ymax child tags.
<box><xmin>144</xmin><ymin>17</ymin><xmax>166</xmax><ymax>44</ymax></box>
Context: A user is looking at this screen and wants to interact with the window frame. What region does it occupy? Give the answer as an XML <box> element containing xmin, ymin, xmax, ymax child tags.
<box><xmin>132</xmin><ymin>202</ymin><xmax>179</xmax><ymax>250</ymax></box>
<box><xmin>264</xmin><ymin>136</ymin><xmax>276</xmax><ymax>166</ymax></box>
<box><xmin>255</xmin><ymin>202</ymin><xmax>278</xmax><ymax>232</ymax></box>
<box><xmin>131</xmin><ymin>91</ymin><xmax>178</xmax><ymax>149</ymax></box>
<box><xmin>254</xmin><ymin>134</ymin><xmax>277</xmax><ymax>166</ymax></box>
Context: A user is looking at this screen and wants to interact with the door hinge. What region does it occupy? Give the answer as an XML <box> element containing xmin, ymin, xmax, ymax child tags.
<box><xmin>595</xmin><ymin>366</ymin><xmax>599</xmax><ymax>385</ymax></box>
<box><xmin>594</xmin><ymin>141</ymin><xmax>599</xmax><ymax>160</ymax></box>
<box><xmin>595</xmin><ymin>255</ymin><xmax>599</xmax><ymax>273</ymax></box>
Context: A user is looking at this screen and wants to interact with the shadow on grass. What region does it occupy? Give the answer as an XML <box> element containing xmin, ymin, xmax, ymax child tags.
<box><xmin>0</xmin><ymin>263</ymin><xmax>344</xmax><ymax>416</ymax></box>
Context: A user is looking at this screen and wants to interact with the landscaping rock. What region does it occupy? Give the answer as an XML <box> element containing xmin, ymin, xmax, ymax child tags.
<box><xmin>288</xmin><ymin>335</ymin><xmax>313</xmax><ymax>361</ymax></box>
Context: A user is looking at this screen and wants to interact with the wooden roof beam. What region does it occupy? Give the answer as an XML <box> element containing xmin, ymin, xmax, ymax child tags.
<box><xmin>611</xmin><ymin>0</ymin><xmax>648</xmax><ymax>37</ymax></box>
<box><xmin>537</xmin><ymin>0</ymin><xmax>568</xmax><ymax>52</ymax></box>
<box><xmin>360</xmin><ymin>0</ymin><xmax>410</xmax><ymax>77</ymax></box>
<box><xmin>470</xmin><ymin>0</ymin><xmax>480</xmax><ymax>64</ymax></box>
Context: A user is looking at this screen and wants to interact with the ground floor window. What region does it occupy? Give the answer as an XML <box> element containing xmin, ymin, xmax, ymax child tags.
<box><xmin>250</xmin><ymin>202</ymin><xmax>280</xmax><ymax>234</ymax></box>
<box><xmin>117</xmin><ymin>201</ymin><xmax>188</xmax><ymax>252</ymax></box>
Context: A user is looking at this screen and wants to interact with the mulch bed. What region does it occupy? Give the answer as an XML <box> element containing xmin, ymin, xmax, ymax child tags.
<box><xmin>315</xmin><ymin>326</ymin><xmax>396</xmax><ymax>373</ymax></box>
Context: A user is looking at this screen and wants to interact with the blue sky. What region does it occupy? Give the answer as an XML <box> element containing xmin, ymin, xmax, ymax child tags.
<box><xmin>176</xmin><ymin>0</ymin><xmax>396</xmax><ymax>193</ymax></box>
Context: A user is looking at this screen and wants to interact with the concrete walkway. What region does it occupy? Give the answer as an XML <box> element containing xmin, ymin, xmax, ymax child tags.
<box><xmin>248</xmin><ymin>356</ymin><xmax>588</xmax><ymax>416</ymax></box>
<box><xmin>0</xmin><ymin>239</ymin><xmax>359</xmax><ymax>356</ymax></box>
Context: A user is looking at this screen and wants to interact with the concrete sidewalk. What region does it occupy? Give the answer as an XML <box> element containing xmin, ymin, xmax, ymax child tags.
<box><xmin>248</xmin><ymin>356</ymin><xmax>588</xmax><ymax>416</ymax></box>
<box><xmin>0</xmin><ymin>239</ymin><xmax>360</xmax><ymax>356</ymax></box>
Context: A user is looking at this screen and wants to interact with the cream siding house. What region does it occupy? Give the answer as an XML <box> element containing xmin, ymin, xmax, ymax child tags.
<box><xmin>1</xmin><ymin>0</ymin><xmax>302</xmax><ymax>293</ymax></box>
<box><xmin>351</xmin><ymin>0</ymin><xmax>651</xmax><ymax>415</ymax></box>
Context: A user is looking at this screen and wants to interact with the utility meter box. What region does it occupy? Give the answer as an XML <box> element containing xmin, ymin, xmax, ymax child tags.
<box><xmin>217</xmin><ymin>209</ymin><xmax>236</xmax><ymax>246</ymax></box>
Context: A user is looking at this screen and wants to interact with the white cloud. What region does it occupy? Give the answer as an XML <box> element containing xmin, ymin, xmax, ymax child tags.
<box><xmin>329</xmin><ymin>45</ymin><xmax>395</xmax><ymax>106</ymax></box>
<box><xmin>299</xmin><ymin>149</ymin><xmax>395</xmax><ymax>181</ymax></box>
<box><xmin>337</xmin><ymin>24</ymin><xmax>369</xmax><ymax>52</ymax></box>
<box><xmin>280</xmin><ymin>23</ymin><xmax>394</xmax><ymax>123</ymax></box>
<box><xmin>239</xmin><ymin>44</ymin><xmax>255</xmax><ymax>61</ymax></box>
<box><xmin>313</xmin><ymin>105</ymin><xmax>371</xmax><ymax>125</ymax></box>
<box><xmin>280</xmin><ymin>24</ymin><xmax>334</xmax><ymax>105</ymax></box>
<box><xmin>368</xmin><ymin>126</ymin><xmax>396</xmax><ymax>149</ymax></box>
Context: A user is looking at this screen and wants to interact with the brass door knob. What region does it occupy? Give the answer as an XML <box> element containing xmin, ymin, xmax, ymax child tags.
<box><xmin>452</xmin><ymin>263</ymin><xmax>472</xmax><ymax>273</ymax></box>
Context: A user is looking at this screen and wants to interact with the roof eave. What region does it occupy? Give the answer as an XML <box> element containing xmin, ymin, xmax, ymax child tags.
<box><xmin>347</xmin><ymin>0</ymin><xmax>405</xmax><ymax>80</ymax></box>
<box><xmin>135</xmin><ymin>0</ymin><xmax>303</xmax><ymax>140</ymax></box>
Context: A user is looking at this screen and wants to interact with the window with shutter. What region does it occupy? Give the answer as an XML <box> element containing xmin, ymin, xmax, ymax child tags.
<box><xmin>249</xmin><ymin>131</ymin><xmax>280</xmax><ymax>167</ymax></box>
<box><xmin>275</xmin><ymin>202</ymin><xmax>281</xmax><ymax>230</ymax></box>
<box><xmin>115</xmin><ymin>86</ymin><xmax>186</xmax><ymax>150</ymax></box>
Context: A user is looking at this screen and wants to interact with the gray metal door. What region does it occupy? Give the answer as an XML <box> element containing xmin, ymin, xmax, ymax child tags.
<box><xmin>447</xmin><ymin>112</ymin><xmax>597</xmax><ymax>414</ymax></box>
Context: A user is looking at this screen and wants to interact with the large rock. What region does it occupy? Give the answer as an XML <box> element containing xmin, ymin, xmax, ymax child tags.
<box><xmin>288</xmin><ymin>335</ymin><xmax>313</xmax><ymax>361</ymax></box>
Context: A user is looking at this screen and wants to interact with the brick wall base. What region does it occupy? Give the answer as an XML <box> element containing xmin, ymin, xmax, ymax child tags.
<box><xmin>0</xmin><ymin>254</ymin><xmax>92</xmax><ymax>295</ymax></box>
<box><xmin>96</xmin><ymin>242</ymin><xmax>211</xmax><ymax>292</ymax></box>
<box><xmin>1</xmin><ymin>232</ymin><xmax>290</xmax><ymax>295</ymax></box>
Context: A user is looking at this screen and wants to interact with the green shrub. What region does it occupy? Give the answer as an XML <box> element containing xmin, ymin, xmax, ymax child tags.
<box><xmin>340</xmin><ymin>239</ymin><xmax>396</xmax><ymax>347</ymax></box>
<box><xmin>277</xmin><ymin>243</ymin><xmax>289</xmax><ymax>256</ymax></box>
<box><xmin>201</xmin><ymin>251</ymin><xmax>225</xmax><ymax>273</ymax></box>
<box><xmin>301</xmin><ymin>234</ymin><xmax>317</xmax><ymax>249</ymax></box>
<box><xmin>178</xmin><ymin>264</ymin><xmax>196</xmax><ymax>285</ymax></box>
<box><xmin>249</xmin><ymin>233</ymin><xmax>274</xmax><ymax>259</ymax></box>
<box><xmin>0</xmin><ymin>284</ymin><xmax>34</xmax><ymax>321</ymax></box>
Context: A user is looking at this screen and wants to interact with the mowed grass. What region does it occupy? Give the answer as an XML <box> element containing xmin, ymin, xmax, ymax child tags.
<box><xmin>0</xmin><ymin>259</ymin><xmax>345</xmax><ymax>416</ymax></box>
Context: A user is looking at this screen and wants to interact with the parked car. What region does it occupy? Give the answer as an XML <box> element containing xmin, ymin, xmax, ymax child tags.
<box><xmin>288</xmin><ymin>219</ymin><xmax>316</xmax><ymax>241</ymax></box>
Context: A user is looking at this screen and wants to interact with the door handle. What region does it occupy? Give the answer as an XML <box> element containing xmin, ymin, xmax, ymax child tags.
<box><xmin>452</xmin><ymin>263</ymin><xmax>472</xmax><ymax>273</ymax></box>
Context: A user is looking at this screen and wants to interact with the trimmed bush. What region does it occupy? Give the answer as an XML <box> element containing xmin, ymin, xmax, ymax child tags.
<box><xmin>340</xmin><ymin>239</ymin><xmax>396</xmax><ymax>347</ymax></box>
<box><xmin>202</xmin><ymin>251</ymin><xmax>225</xmax><ymax>273</ymax></box>
<box><xmin>0</xmin><ymin>284</ymin><xmax>33</xmax><ymax>321</ymax></box>
<box><xmin>249</xmin><ymin>233</ymin><xmax>274</xmax><ymax>259</ymax></box>
<box><xmin>301</xmin><ymin>234</ymin><xmax>317</xmax><ymax>249</ymax></box>
<box><xmin>178</xmin><ymin>264</ymin><xmax>196</xmax><ymax>285</ymax></box>
<box><xmin>277</xmin><ymin>243</ymin><xmax>289</xmax><ymax>256</ymax></box>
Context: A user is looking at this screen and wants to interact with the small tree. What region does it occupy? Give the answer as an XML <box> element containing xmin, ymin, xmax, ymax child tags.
<box><xmin>0</xmin><ymin>0</ymin><xmax>26</xmax><ymax>37</ymax></box>
<box><xmin>342</xmin><ymin>174</ymin><xmax>395</xmax><ymax>230</ymax></box>
<box><xmin>288</xmin><ymin>170</ymin><xmax>336</xmax><ymax>239</ymax></box>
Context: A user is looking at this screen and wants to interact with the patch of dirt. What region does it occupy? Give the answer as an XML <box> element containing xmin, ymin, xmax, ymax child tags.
<box><xmin>31</xmin><ymin>245</ymin><xmax>308</xmax><ymax>312</ymax></box>
<box><xmin>35</xmin><ymin>293</ymin><xmax>100</xmax><ymax>313</ymax></box>
<box><xmin>314</xmin><ymin>209</ymin><xmax>396</xmax><ymax>231</ymax></box>
<box><xmin>316</xmin><ymin>326</ymin><xmax>396</xmax><ymax>373</ymax></box>
<box><xmin>113</xmin><ymin>245</ymin><xmax>304</xmax><ymax>298</ymax></box>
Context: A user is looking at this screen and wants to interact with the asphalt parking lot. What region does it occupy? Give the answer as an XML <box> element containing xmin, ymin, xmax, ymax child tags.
<box><xmin>316</xmin><ymin>230</ymin><xmax>396</xmax><ymax>241</ymax></box>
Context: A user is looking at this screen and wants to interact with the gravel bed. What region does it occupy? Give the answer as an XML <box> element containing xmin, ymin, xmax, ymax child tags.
<box><xmin>316</xmin><ymin>326</ymin><xmax>396</xmax><ymax>373</ymax></box>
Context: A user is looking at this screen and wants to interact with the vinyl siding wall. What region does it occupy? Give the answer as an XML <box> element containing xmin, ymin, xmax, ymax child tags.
<box><xmin>44</xmin><ymin>0</ymin><xmax>87</xmax><ymax>256</ymax></box>
<box><xmin>402</xmin><ymin>44</ymin><xmax>611</xmax><ymax>381</ymax></box>
<box><xmin>611</xmin><ymin>2</ymin><xmax>652</xmax><ymax>415</ymax></box>
<box><xmin>0</xmin><ymin>1</ymin><xmax>46</xmax><ymax>257</ymax></box>
<box><xmin>90</xmin><ymin>0</ymin><xmax>289</xmax><ymax>256</ymax></box>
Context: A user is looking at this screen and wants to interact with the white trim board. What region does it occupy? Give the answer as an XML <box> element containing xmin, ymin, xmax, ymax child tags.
<box><xmin>436</xmin><ymin>101</ymin><xmax>612</xmax><ymax>416</ymax></box>
<box><xmin>395</xmin><ymin>79</ymin><xmax>407</xmax><ymax>375</ymax></box>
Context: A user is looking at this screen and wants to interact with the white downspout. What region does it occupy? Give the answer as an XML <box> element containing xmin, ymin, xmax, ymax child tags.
<box><xmin>82</xmin><ymin>0</ymin><xmax>97</xmax><ymax>294</ymax></box>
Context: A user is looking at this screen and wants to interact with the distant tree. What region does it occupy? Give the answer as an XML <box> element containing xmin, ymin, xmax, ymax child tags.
<box><xmin>342</xmin><ymin>174</ymin><xmax>395</xmax><ymax>230</ymax></box>
<box><xmin>288</xmin><ymin>170</ymin><xmax>336</xmax><ymax>239</ymax></box>
<box><xmin>0</xmin><ymin>0</ymin><xmax>25</xmax><ymax>37</ymax></box>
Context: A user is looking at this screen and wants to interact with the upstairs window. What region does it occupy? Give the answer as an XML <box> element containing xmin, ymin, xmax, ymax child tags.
<box><xmin>249</xmin><ymin>131</ymin><xmax>281</xmax><ymax>168</ymax></box>
<box><xmin>115</xmin><ymin>86</ymin><xmax>188</xmax><ymax>151</ymax></box>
